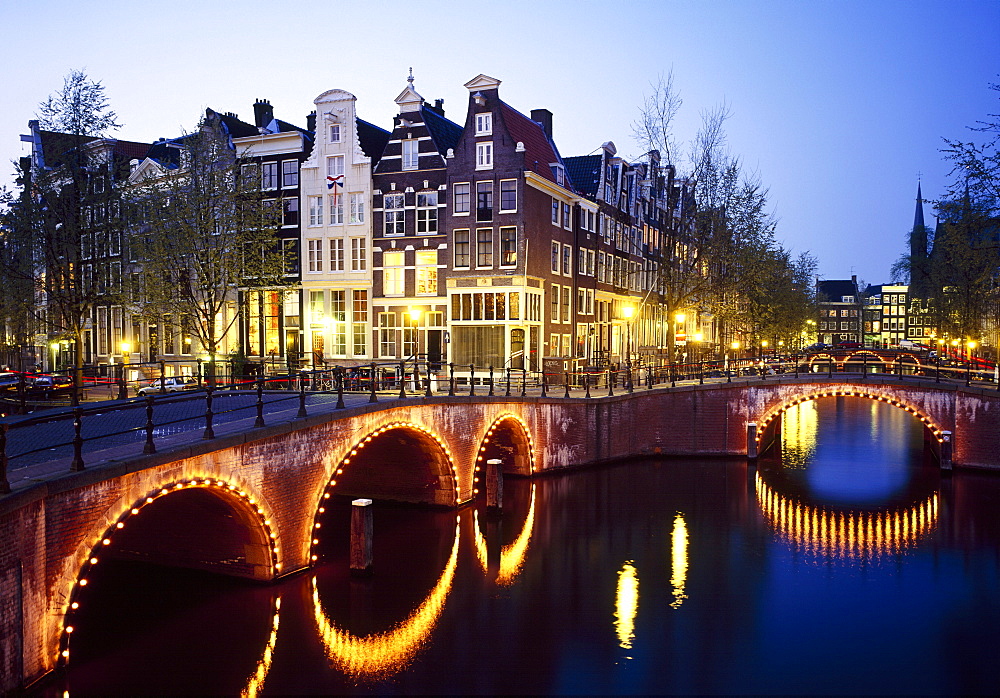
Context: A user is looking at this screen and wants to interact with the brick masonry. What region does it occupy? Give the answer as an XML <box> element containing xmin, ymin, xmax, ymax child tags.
<box><xmin>2</xmin><ymin>376</ymin><xmax>999</xmax><ymax>691</ymax></box>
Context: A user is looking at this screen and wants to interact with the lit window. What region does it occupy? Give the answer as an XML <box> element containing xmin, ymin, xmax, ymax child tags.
<box><xmin>416</xmin><ymin>249</ymin><xmax>438</xmax><ymax>295</ymax></box>
<box><xmin>382</xmin><ymin>250</ymin><xmax>405</xmax><ymax>295</ymax></box>
<box><xmin>500</xmin><ymin>227</ymin><xmax>516</xmax><ymax>266</ymax></box>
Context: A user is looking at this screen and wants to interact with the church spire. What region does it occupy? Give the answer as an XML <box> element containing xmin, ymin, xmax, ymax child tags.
<box><xmin>913</xmin><ymin>180</ymin><xmax>926</xmax><ymax>232</ymax></box>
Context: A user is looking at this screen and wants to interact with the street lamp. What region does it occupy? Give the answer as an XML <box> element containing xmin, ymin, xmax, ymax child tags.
<box><xmin>622</xmin><ymin>305</ymin><xmax>635</xmax><ymax>387</ymax></box>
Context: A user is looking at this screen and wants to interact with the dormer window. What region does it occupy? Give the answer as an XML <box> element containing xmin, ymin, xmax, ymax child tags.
<box><xmin>475</xmin><ymin>113</ymin><xmax>492</xmax><ymax>136</ymax></box>
<box><xmin>329</xmin><ymin>124</ymin><xmax>341</xmax><ymax>143</ymax></box>
<box><xmin>552</xmin><ymin>163</ymin><xmax>565</xmax><ymax>187</ymax></box>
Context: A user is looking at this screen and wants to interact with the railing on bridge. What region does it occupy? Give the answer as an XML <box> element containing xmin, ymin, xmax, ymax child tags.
<box><xmin>1</xmin><ymin>352</ymin><xmax>997</xmax><ymax>494</ymax></box>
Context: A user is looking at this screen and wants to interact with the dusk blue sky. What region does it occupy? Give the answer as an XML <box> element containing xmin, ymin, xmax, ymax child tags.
<box><xmin>3</xmin><ymin>0</ymin><xmax>997</xmax><ymax>286</ymax></box>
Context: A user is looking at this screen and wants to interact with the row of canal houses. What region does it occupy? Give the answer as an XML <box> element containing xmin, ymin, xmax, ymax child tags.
<box><xmin>31</xmin><ymin>74</ymin><xmax>703</xmax><ymax>381</ymax></box>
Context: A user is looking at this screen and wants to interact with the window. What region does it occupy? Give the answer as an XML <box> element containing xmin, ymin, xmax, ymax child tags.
<box><xmin>353</xmin><ymin>290</ymin><xmax>368</xmax><ymax>356</ymax></box>
<box><xmin>350</xmin><ymin>238</ymin><xmax>366</xmax><ymax>271</ymax></box>
<box><xmin>383</xmin><ymin>193</ymin><xmax>405</xmax><ymax>236</ymax></box>
<box><xmin>330</xmin><ymin>290</ymin><xmax>347</xmax><ymax>355</ymax></box>
<box><xmin>476</xmin><ymin>181</ymin><xmax>493</xmax><ymax>221</ymax></box>
<box><xmin>329</xmin><ymin>194</ymin><xmax>344</xmax><ymax>224</ymax></box>
<box><xmin>382</xmin><ymin>250</ymin><xmax>405</xmax><ymax>296</ymax></box>
<box><xmin>551</xmin><ymin>199</ymin><xmax>559</xmax><ymax>225</ymax></box>
<box><xmin>563</xmin><ymin>203</ymin><xmax>571</xmax><ymax>230</ymax></box>
<box><xmin>477</xmin><ymin>229</ymin><xmax>493</xmax><ymax>267</ymax></box>
<box><xmin>499</xmin><ymin>179</ymin><xmax>516</xmax><ymax>212</ymax></box>
<box><xmin>562</xmin><ymin>243</ymin><xmax>571</xmax><ymax>276</ymax></box>
<box><xmin>307</xmin><ymin>239</ymin><xmax>323</xmax><ymax>273</ymax></box>
<box><xmin>417</xmin><ymin>191</ymin><xmax>438</xmax><ymax>233</ymax></box>
<box><xmin>402</xmin><ymin>139</ymin><xmax>419</xmax><ymax>170</ymax></box>
<box><xmin>500</xmin><ymin>227</ymin><xmax>516</xmax><ymax>266</ymax></box>
<box><xmin>349</xmin><ymin>193</ymin><xmax>365</xmax><ymax>224</ymax></box>
<box><xmin>262</xmin><ymin>162</ymin><xmax>277</xmax><ymax>189</ymax></box>
<box><xmin>475</xmin><ymin>113</ymin><xmax>492</xmax><ymax>135</ymax></box>
<box><xmin>282</xmin><ymin>198</ymin><xmax>298</xmax><ymax>226</ymax></box>
<box><xmin>378</xmin><ymin>312</ymin><xmax>397</xmax><ymax>357</ymax></box>
<box><xmin>308</xmin><ymin>196</ymin><xmax>323</xmax><ymax>226</ymax></box>
<box><xmin>551</xmin><ymin>242</ymin><xmax>560</xmax><ymax>273</ymax></box>
<box><xmin>476</xmin><ymin>142</ymin><xmax>493</xmax><ymax>169</ymax></box>
<box><xmin>330</xmin><ymin>238</ymin><xmax>345</xmax><ymax>271</ymax></box>
<box><xmin>326</xmin><ymin>155</ymin><xmax>344</xmax><ymax>178</ymax></box>
<box><xmin>281</xmin><ymin>238</ymin><xmax>299</xmax><ymax>275</ymax></box>
<box><xmin>454</xmin><ymin>230</ymin><xmax>470</xmax><ymax>267</ymax></box>
<box><xmin>329</xmin><ymin>124</ymin><xmax>341</xmax><ymax>143</ymax></box>
<box><xmin>282</xmin><ymin>160</ymin><xmax>298</xmax><ymax>188</ymax></box>
<box><xmin>561</xmin><ymin>286</ymin><xmax>570</xmax><ymax>322</ymax></box>
<box><xmin>551</xmin><ymin>285</ymin><xmax>560</xmax><ymax>322</ymax></box>
<box><xmin>453</xmin><ymin>183</ymin><xmax>470</xmax><ymax>214</ymax></box>
<box><xmin>416</xmin><ymin>249</ymin><xmax>438</xmax><ymax>295</ymax></box>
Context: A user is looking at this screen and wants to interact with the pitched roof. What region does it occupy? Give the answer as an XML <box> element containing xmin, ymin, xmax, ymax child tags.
<box><xmin>564</xmin><ymin>154</ymin><xmax>602</xmax><ymax>198</ymax></box>
<box><xmin>498</xmin><ymin>101</ymin><xmax>568</xmax><ymax>187</ymax></box>
<box><xmin>357</xmin><ymin>118</ymin><xmax>391</xmax><ymax>164</ymax></box>
<box><xmin>423</xmin><ymin>106</ymin><xmax>462</xmax><ymax>154</ymax></box>
<box><xmin>36</xmin><ymin>129</ymin><xmax>96</xmax><ymax>169</ymax></box>
<box><xmin>816</xmin><ymin>279</ymin><xmax>858</xmax><ymax>300</ymax></box>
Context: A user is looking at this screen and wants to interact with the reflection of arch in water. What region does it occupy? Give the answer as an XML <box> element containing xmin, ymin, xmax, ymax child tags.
<box><xmin>472</xmin><ymin>483</ymin><xmax>537</xmax><ymax>586</ymax></box>
<box><xmin>57</xmin><ymin>478</ymin><xmax>280</xmax><ymax>667</ymax></box>
<box><xmin>311</xmin><ymin>517</ymin><xmax>460</xmax><ymax>678</ymax></box>
<box><xmin>473</xmin><ymin>414</ymin><xmax>536</xmax><ymax>495</ymax></box>
<box><xmin>755</xmin><ymin>389</ymin><xmax>946</xmax><ymax>453</ymax></box>
<box><xmin>755</xmin><ymin>472</ymin><xmax>938</xmax><ymax>561</ymax></box>
<box><xmin>241</xmin><ymin>596</ymin><xmax>281</xmax><ymax>698</ymax></box>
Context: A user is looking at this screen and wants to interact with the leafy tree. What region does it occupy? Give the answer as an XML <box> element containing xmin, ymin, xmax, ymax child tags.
<box><xmin>126</xmin><ymin>110</ymin><xmax>287</xmax><ymax>377</ymax></box>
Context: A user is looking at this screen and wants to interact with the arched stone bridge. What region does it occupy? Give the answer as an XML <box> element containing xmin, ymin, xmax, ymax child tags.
<box><xmin>2</xmin><ymin>374</ymin><xmax>999</xmax><ymax>690</ymax></box>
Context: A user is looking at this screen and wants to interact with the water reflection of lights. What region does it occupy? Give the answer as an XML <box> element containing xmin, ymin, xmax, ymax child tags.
<box><xmin>781</xmin><ymin>400</ymin><xmax>818</xmax><ymax>469</ymax></box>
<box><xmin>241</xmin><ymin>596</ymin><xmax>281</xmax><ymax>698</ymax></box>
<box><xmin>669</xmin><ymin>514</ymin><xmax>688</xmax><ymax>609</ymax></box>
<box><xmin>312</xmin><ymin>517</ymin><xmax>460</xmax><ymax>678</ymax></box>
<box><xmin>755</xmin><ymin>473</ymin><xmax>938</xmax><ymax>561</ymax></box>
<box><xmin>473</xmin><ymin>484</ymin><xmax>537</xmax><ymax>586</ymax></box>
<box><xmin>614</xmin><ymin>561</ymin><xmax>639</xmax><ymax>651</ymax></box>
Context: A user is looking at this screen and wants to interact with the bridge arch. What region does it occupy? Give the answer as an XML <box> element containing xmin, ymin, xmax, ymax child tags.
<box><xmin>755</xmin><ymin>387</ymin><xmax>947</xmax><ymax>453</ymax></box>
<box><xmin>55</xmin><ymin>477</ymin><xmax>279</xmax><ymax>668</ymax></box>
<box><xmin>473</xmin><ymin>414</ymin><xmax>536</xmax><ymax>487</ymax></box>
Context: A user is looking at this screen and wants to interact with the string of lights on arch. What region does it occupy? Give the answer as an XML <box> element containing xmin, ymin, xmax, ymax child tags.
<box><xmin>754</xmin><ymin>389</ymin><xmax>946</xmax><ymax>447</ymax></box>
<box><xmin>309</xmin><ymin>421</ymin><xmax>461</xmax><ymax>563</ymax></box>
<box><xmin>57</xmin><ymin>477</ymin><xmax>281</xmax><ymax>667</ymax></box>
<box><xmin>472</xmin><ymin>413</ymin><xmax>537</xmax><ymax>495</ymax></box>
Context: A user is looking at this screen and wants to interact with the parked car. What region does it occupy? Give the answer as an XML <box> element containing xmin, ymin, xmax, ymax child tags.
<box><xmin>804</xmin><ymin>343</ymin><xmax>830</xmax><ymax>353</ymax></box>
<box><xmin>137</xmin><ymin>376</ymin><xmax>199</xmax><ymax>395</ymax></box>
<box><xmin>835</xmin><ymin>341</ymin><xmax>862</xmax><ymax>349</ymax></box>
<box><xmin>27</xmin><ymin>374</ymin><xmax>74</xmax><ymax>396</ymax></box>
<box><xmin>0</xmin><ymin>372</ymin><xmax>21</xmax><ymax>391</ymax></box>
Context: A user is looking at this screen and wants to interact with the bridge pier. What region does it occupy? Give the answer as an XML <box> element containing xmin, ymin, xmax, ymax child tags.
<box><xmin>747</xmin><ymin>422</ymin><xmax>758</xmax><ymax>460</ymax></box>
<box><xmin>940</xmin><ymin>431</ymin><xmax>953</xmax><ymax>471</ymax></box>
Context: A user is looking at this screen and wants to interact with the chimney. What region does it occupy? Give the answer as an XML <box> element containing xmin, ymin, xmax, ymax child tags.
<box><xmin>433</xmin><ymin>98</ymin><xmax>445</xmax><ymax>116</ymax></box>
<box><xmin>253</xmin><ymin>99</ymin><xmax>274</xmax><ymax>128</ymax></box>
<box><xmin>531</xmin><ymin>109</ymin><xmax>553</xmax><ymax>140</ymax></box>
<box><xmin>851</xmin><ymin>275</ymin><xmax>857</xmax><ymax>288</ymax></box>
<box><xmin>306</xmin><ymin>111</ymin><xmax>317</xmax><ymax>133</ymax></box>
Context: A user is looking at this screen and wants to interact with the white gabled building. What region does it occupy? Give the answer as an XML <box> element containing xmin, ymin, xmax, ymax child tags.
<box><xmin>299</xmin><ymin>90</ymin><xmax>389</xmax><ymax>367</ymax></box>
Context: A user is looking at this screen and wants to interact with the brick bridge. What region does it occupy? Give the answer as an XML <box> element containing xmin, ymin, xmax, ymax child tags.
<box><xmin>2</xmin><ymin>374</ymin><xmax>999</xmax><ymax>690</ymax></box>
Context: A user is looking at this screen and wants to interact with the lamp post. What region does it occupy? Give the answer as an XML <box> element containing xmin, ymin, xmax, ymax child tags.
<box><xmin>118</xmin><ymin>341</ymin><xmax>131</xmax><ymax>400</ymax></box>
<box><xmin>622</xmin><ymin>305</ymin><xmax>635</xmax><ymax>389</ymax></box>
<box><xmin>408</xmin><ymin>307</ymin><xmax>422</xmax><ymax>392</ymax></box>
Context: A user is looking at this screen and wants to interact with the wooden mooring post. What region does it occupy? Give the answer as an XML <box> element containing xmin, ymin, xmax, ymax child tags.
<box><xmin>747</xmin><ymin>422</ymin><xmax>758</xmax><ymax>460</ymax></box>
<box><xmin>350</xmin><ymin>498</ymin><xmax>373</xmax><ymax>575</ymax></box>
<box><xmin>940</xmin><ymin>431</ymin><xmax>953</xmax><ymax>471</ymax></box>
<box><xmin>486</xmin><ymin>458</ymin><xmax>503</xmax><ymax>512</ymax></box>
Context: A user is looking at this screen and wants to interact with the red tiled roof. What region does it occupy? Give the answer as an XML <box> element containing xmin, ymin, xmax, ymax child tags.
<box><xmin>111</xmin><ymin>140</ymin><xmax>152</xmax><ymax>160</ymax></box>
<box><xmin>498</xmin><ymin>101</ymin><xmax>567</xmax><ymax>188</ymax></box>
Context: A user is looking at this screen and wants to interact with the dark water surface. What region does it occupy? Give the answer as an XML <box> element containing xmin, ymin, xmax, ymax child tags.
<box><xmin>44</xmin><ymin>397</ymin><xmax>1000</xmax><ymax>694</ymax></box>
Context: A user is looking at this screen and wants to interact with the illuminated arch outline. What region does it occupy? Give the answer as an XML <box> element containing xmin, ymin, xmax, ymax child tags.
<box><xmin>755</xmin><ymin>472</ymin><xmax>939</xmax><ymax>561</ymax></box>
<box><xmin>57</xmin><ymin>478</ymin><xmax>280</xmax><ymax>667</ymax></box>
<box><xmin>472</xmin><ymin>483</ymin><xmax>537</xmax><ymax>586</ymax></box>
<box><xmin>311</xmin><ymin>516</ymin><xmax>461</xmax><ymax>678</ymax></box>
<box><xmin>309</xmin><ymin>421</ymin><xmax>460</xmax><ymax>563</ymax></box>
<box><xmin>754</xmin><ymin>388</ymin><xmax>946</xmax><ymax>447</ymax></box>
<box><xmin>473</xmin><ymin>413</ymin><xmax>537</xmax><ymax>496</ymax></box>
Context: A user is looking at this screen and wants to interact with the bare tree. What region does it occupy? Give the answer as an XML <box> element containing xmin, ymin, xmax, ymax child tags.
<box><xmin>127</xmin><ymin>110</ymin><xmax>287</xmax><ymax>378</ymax></box>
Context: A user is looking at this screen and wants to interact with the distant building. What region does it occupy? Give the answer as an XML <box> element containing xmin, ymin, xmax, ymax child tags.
<box><xmin>816</xmin><ymin>277</ymin><xmax>860</xmax><ymax>345</ymax></box>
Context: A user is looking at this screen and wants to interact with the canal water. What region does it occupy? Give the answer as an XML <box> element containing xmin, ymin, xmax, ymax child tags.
<box><xmin>42</xmin><ymin>397</ymin><xmax>1000</xmax><ymax>695</ymax></box>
